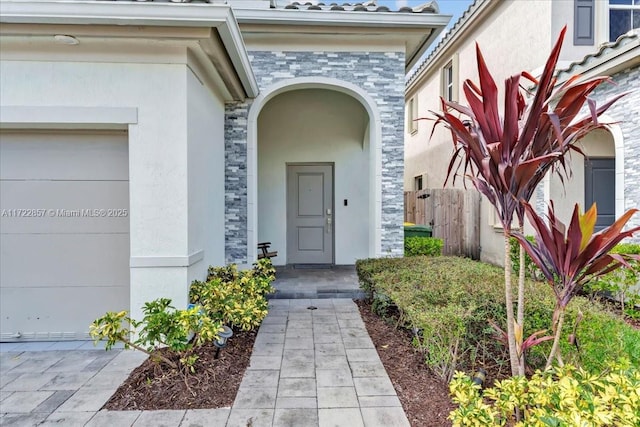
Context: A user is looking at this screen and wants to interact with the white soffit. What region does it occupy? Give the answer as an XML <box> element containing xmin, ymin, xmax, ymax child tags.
<box><xmin>0</xmin><ymin>1</ymin><xmax>259</xmax><ymax>99</ymax></box>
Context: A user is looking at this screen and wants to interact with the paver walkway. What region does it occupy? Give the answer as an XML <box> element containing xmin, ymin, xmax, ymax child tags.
<box><xmin>0</xmin><ymin>299</ymin><xmax>409</xmax><ymax>426</ymax></box>
<box><xmin>226</xmin><ymin>299</ymin><xmax>409</xmax><ymax>427</ymax></box>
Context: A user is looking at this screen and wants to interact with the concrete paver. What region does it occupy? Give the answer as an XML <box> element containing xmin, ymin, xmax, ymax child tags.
<box><xmin>1</xmin><ymin>372</ymin><xmax>57</xmax><ymax>391</ymax></box>
<box><xmin>85</xmin><ymin>409</ymin><xmax>141</xmax><ymax>426</ymax></box>
<box><xmin>133</xmin><ymin>409</ymin><xmax>186</xmax><ymax>426</ymax></box>
<box><xmin>226</xmin><ymin>408</ymin><xmax>274</xmax><ymax>427</ymax></box>
<box><xmin>0</xmin><ymin>390</ymin><xmax>54</xmax><ymax>412</ymax></box>
<box><xmin>180</xmin><ymin>408</ymin><xmax>230</xmax><ymax>427</ymax></box>
<box><xmin>227</xmin><ymin>299</ymin><xmax>409</xmax><ymax>426</ymax></box>
<box><xmin>317</xmin><ymin>387</ymin><xmax>359</xmax><ymax>408</ymax></box>
<box><xmin>361</xmin><ymin>407</ymin><xmax>411</xmax><ymax>427</ymax></box>
<box><xmin>318</xmin><ymin>408</ymin><xmax>364</xmax><ymax>427</ymax></box>
<box><xmin>273</xmin><ymin>408</ymin><xmax>318</xmax><ymax>427</ymax></box>
<box><xmin>40</xmin><ymin>410</ymin><xmax>95</xmax><ymax>426</ymax></box>
<box><xmin>0</xmin><ymin>299</ymin><xmax>410</xmax><ymax>426</ymax></box>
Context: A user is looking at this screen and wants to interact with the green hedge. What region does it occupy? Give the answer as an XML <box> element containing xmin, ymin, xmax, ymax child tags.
<box><xmin>356</xmin><ymin>256</ymin><xmax>640</xmax><ymax>381</ymax></box>
<box><xmin>404</xmin><ymin>236</ymin><xmax>443</xmax><ymax>257</ymax></box>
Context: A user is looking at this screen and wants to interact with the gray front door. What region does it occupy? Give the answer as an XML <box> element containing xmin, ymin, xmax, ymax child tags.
<box><xmin>286</xmin><ymin>164</ymin><xmax>334</xmax><ymax>264</ymax></box>
<box><xmin>585</xmin><ymin>158</ymin><xmax>615</xmax><ymax>231</ymax></box>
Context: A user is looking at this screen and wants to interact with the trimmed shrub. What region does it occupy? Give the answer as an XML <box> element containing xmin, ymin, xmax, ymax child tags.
<box><xmin>509</xmin><ymin>236</ymin><xmax>542</xmax><ymax>280</ymax></box>
<box><xmin>584</xmin><ymin>242</ymin><xmax>640</xmax><ymax>318</ymax></box>
<box><xmin>190</xmin><ymin>259</ymin><xmax>275</xmax><ymax>331</ymax></box>
<box><xmin>404</xmin><ymin>236</ymin><xmax>443</xmax><ymax>257</ymax></box>
<box><xmin>356</xmin><ymin>256</ymin><xmax>640</xmax><ymax>381</ymax></box>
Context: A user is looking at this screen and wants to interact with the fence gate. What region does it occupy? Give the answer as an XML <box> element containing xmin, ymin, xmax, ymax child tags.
<box><xmin>404</xmin><ymin>188</ymin><xmax>480</xmax><ymax>259</ymax></box>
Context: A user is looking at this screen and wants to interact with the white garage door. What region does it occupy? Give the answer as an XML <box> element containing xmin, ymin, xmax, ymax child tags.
<box><xmin>0</xmin><ymin>131</ymin><xmax>130</xmax><ymax>341</ymax></box>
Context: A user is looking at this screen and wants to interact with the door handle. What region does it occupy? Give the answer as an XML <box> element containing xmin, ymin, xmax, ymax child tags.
<box><xmin>327</xmin><ymin>216</ymin><xmax>332</xmax><ymax>233</ymax></box>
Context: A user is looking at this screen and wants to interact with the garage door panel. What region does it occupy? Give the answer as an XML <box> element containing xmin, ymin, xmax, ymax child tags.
<box><xmin>1</xmin><ymin>233</ymin><xmax>129</xmax><ymax>287</ymax></box>
<box><xmin>0</xmin><ymin>285</ymin><xmax>129</xmax><ymax>341</ymax></box>
<box><xmin>1</xmin><ymin>131</ymin><xmax>130</xmax><ymax>341</ymax></box>
<box><xmin>1</xmin><ymin>181</ymin><xmax>129</xmax><ymax>234</ymax></box>
<box><xmin>0</xmin><ymin>132</ymin><xmax>128</xmax><ymax>181</ymax></box>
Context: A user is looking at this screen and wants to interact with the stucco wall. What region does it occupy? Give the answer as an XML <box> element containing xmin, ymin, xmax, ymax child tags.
<box><xmin>0</xmin><ymin>56</ymin><xmax>227</xmax><ymax>319</ymax></box>
<box><xmin>257</xmin><ymin>89</ymin><xmax>369</xmax><ymax>265</ymax></box>
<box><xmin>405</xmin><ymin>0</ymin><xmax>555</xmax><ymax>266</ymax></box>
<box><xmin>186</xmin><ymin>69</ymin><xmax>227</xmax><ymax>283</ymax></box>
<box><xmin>225</xmin><ymin>50</ymin><xmax>406</xmax><ymax>264</ymax></box>
<box><xmin>548</xmin><ymin>128</ymin><xmax>615</xmax><ymax>225</ymax></box>
<box><xmin>547</xmin><ymin>66</ymin><xmax>640</xmax><ymax>240</ymax></box>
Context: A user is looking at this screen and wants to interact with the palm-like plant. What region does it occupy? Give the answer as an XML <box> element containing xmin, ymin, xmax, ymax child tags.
<box><xmin>513</xmin><ymin>202</ymin><xmax>640</xmax><ymax>368</ymax></box>
<box><xmin>431</xmin><ymin>26</ymin><xmax>626</xmax><ymax>376</ymax></box>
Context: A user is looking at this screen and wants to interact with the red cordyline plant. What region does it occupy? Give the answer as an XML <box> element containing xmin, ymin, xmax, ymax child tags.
<box><xmin>430</xmin><ymin>26</ymin><xmax>626</xmax><ymax>377</ymax></box>
<box><xmin>513</xmin><ymin>202</ymin><xmax>640</xmax><ymax>368</ymax></box>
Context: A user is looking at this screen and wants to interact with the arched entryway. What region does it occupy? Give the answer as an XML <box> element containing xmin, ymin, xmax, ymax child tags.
<box><xmin>546</xmin><ymin>123</ymin><xmax>623</xmax><ymax>228</ymax></box>
<box><xmin>245</xmin><ymin>78</ymin><xmax>382</xmax><ymax>265</ymax></box>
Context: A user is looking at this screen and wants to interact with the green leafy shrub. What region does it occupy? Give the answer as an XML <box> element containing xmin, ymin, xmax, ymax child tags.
<box><xmin>90</xmin><ymin>298</ymin><xmax>222</xmax><ymax>373</ymax></box>
<box><xmin>404</xmin><ymin>236</ymin><xmax>443</xmax><ymax>257</ymax></box>
<box><xmin>190</xmin><ymin>259</ymin><xmax>276</xmax><ymax>331</ymax></box>
<box><xmin>356</xmin><ymin>256</ymin><xmax>640</xmax><ymax>381</ymax></box>
<box><xmin>449</xmin><ymin>362</ymin><xmax>640</xmax><ymax>426</ymax></box>
<box><xmin>585</xmin><ymin>242</ymin><xmax>640</xmax><ymax>318</ymax></box>
<box><xmin>509</xmin><ymin>236</ymin><xmax>542</xmax><ymax>280</ymax></box>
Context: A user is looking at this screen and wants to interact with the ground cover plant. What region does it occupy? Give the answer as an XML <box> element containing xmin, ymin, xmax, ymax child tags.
<box><xmin>449</xmin><ymin>361</ymin><xmax>640</xmax><ymax>426</ymax></box>
<box><xmin>356</xmin><ymin>256</ymin><xmax>640</xmax><ymax>383</ymax></box>
<box><xmin>586</xmin><ymin>242</ymin><xmax>640</xmax><ymax>318</ymax></box>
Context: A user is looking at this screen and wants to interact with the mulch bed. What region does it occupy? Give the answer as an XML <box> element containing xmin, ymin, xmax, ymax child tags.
<box><xmin>356</xmin><ymin>300</ymin><xmax>455</xmax><ymax>427</ymax></box>
<box><xmin>103</xmin><ymin>329</ymin><xmax>257</xmax><ymax>411</ymax></box>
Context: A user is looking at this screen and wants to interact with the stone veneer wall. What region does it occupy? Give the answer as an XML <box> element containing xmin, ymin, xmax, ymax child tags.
<box><xmin>225</xmin><ymin>51</ymin><xmax>406</xmax><ymax>263</ymax></box>
<box><xmin>591</xmin><ymin>65</ymin><xmax>640</xmax><ymax>240</ymax></box>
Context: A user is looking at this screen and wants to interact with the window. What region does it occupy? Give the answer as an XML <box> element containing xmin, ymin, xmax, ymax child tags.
<box><xmin>440</xmin><ymin>55</ymin><xmax>458</xmax><ymax>102</ymax></box>
<box><xmin>414</xmin><ymin>175</ymin><xmax>423</xmax><ymax>191</ymax></box>
<box><xmin>407</xmin><ymin>96</ymin><xmax>418</xmax><ymax>134</ymax></box>
<box><xmin>609</xmin><ymin>0</ymin><xmax>640</xmax><ymax>41</ymax></box>
<box><xmin>443</xmin><ymin>62</ymin><xmax>454</xmax><ymax>102</ymax></box>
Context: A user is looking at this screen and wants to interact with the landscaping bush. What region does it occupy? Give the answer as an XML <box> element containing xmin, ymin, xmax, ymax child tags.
<box><xmin>356</xmin><ymin>256</ymin><xmax>640</xmax><ymax>381</ymax></box>
<box><xmin>90</xmin><ymin>298</ymin><xmax>222</xmax><ymax>373</ymax></box>
<box><xmin>449</xmin><ymin>361</ymin><xmax>640</xmax><ymax>426</ymax></box>
<box><xmin>584</xmin><ymin>242</ymin><xmax>640</xmax><ymax>318</ymax></box>
<box><xmin>404</xmin><ymin>236</ymin><xmax>443</xmax><ymax>257</ymax></box>
<box><xmin>189</xmin><ymin>258</ymin><xmax>276</xmax><ymax>331</ymax></box>
<box><xmin>509</xmin><ymin>236</ymin><xmax>542</xmax><ymax>280</ymax></box>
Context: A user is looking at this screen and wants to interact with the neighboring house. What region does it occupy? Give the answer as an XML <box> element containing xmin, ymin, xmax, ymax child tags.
<box><xmin>405</xmin><ymin>0</ymin><xmax>640</xmax><ymax>266</ymax></box>
<box><xmin>0</xmin><ymin>0</ymin><xmax>449</xmax><ymax>341</ymax></box>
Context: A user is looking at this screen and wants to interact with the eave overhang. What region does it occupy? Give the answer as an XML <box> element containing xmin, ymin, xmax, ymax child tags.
<box><xmin>0</xmin><ymin>1</ymin><xmax>259</xmax><ymax>100</ymax></box>
<box><xmin>234</xmin><ymin>8</ymin><xmax>451</xmax><ymax>71</ymax></box>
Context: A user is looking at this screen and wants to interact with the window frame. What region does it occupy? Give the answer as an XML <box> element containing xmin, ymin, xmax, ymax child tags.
<box><xmin>440</xmin><ymin>54</ymin><xmax>459</xmax><ymax>103</ymax></box>
<box><xmin>609</xmin><ymin>0</ymin><xmax>640</xmax><ymax>41</ymax></box>
<box><xmin>407</xmin><ymin>96</ymin><xmax>418</xmax><ymax>135</ymax></box>
<box><xmin>414</xmin><ymin>175</ymin><xmax>423</xmax><ymax>191</ymax></box>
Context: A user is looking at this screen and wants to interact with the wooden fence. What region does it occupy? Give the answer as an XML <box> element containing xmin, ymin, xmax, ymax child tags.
<box><xmin>404</xmin><ymin>188</ymin><xmax>481</xmax><ymax>259</ymax></box>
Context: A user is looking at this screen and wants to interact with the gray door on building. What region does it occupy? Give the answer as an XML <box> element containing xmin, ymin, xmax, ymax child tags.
<box><xmin>286</xmin><ymin>164</ymin><xmax>334</xmax><ymax>265</ymax></box>
<box><xmin>585</xmin><ymin>157</ymin><xmax>615</xmax><ymax>231</ymax></box>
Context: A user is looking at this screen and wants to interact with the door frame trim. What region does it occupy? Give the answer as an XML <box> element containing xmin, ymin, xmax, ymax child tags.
<box><xmin>285</xmin><ymin>162</ymin><xmax>335</xmax><ymax>265</ymax></box>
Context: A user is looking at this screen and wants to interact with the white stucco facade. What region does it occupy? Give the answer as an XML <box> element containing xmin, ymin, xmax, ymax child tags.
<box><xmin>0</xmin><ymin>0</ymin><xmax>450</xmax><ymax>339</ymax></box>
<box><xmin>0</xmin><ymin>2</ymin><xmax>258</xmax><ymax>332</ymax></box>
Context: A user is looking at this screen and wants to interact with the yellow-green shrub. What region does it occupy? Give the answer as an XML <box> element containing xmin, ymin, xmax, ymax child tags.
<box><xmin>449</xmin><ymin>362</ymin><xmax>640</xmax><ymax>426</ymax></box>
<box><xmin>190</xmin><ymin>259</ymin><xmax>275</xmax><ymax>331</ymax></box>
